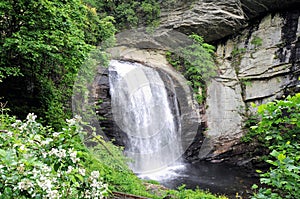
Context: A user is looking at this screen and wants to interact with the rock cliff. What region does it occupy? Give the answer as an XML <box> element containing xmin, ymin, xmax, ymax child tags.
<box><xmin>160</xmin><ymin>0</ymin><xmax>300</xmax><ymax>42</ymax></box>
<box><xmin>93</xmin><ymin>1</ymin><xmax>300</xmax><ymax>165</ymax></box>
<box><xmin>205</xmin><ymin>10</ymin><xmax>300</xmax><ymax>162</ymax></box>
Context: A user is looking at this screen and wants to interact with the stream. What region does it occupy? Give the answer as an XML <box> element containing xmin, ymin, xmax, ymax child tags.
<box><xmin>140</xmin><ymin>162</ymin><xmax>259</xmax><ymax>199</ymax></box>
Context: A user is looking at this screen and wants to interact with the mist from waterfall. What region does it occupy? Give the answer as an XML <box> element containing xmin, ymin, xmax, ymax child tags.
<box><xmin>108</xmin><ymin>60</ymin><xmax>183</xmax><ymax>175</ymax></box>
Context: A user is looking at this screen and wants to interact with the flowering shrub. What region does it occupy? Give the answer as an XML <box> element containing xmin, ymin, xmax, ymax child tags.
<box><xmin>0</xmin><ymin>111</ymin><xmax>228</xmax><ymax>199</ymax></box>
<box><xmin>0</xmin><ymin>113</ymin><xmax>109</xmax><ymax>199</ymax></box>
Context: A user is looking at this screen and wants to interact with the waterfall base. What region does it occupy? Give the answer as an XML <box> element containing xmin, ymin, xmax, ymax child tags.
<box><xmin>143</xmin><ymin>162</ymin><xmax>259</xmax><ymax>199</ymax></box>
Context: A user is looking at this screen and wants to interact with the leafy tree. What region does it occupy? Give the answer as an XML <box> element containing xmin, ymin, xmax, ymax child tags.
<box><xmin>83</xmin><ymin>0</ymin><xmax>161</xmax><ymax>30</ymax></box>
<box><xmin>0</xmin><ymin>0</ymin><xmax>115</xmax><ymax>129</ymax></box>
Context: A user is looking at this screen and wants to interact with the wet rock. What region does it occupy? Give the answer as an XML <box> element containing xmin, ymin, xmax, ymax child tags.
<box><xmin>93</xmin><ymin>47</ymin><xmax>202</xmax><ymax>157</ymax></box>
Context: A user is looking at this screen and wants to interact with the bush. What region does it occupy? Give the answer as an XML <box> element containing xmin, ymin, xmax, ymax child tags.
<box><xmin>0</xmin><ymin>109</ymin><xmax>229</xmax><ymax>199</ymax></box>
<box><xmin>249</xmin><ymin>94</ymin><xmax>300</xmax><ymax>199</ymax></box>
<box><xmin>0</xmin><ymin>113</ymin><xmax>109</xmax><ymax>198</ymax></box>
<box><xmin>166</xmin><ymin>33</ymin><xmax>216</xmax><ymax>104</ymax></box>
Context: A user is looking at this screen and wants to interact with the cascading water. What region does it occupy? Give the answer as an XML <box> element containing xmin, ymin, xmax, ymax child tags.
<box><xmin>106</xmin><ymin>60</ymin><xmax>258</xmax><ymax>198</ymax></box>
<box><xmin>108</xmin><ymin>60</ymin><xmax>183</xmax><ymax>175</ymax></box>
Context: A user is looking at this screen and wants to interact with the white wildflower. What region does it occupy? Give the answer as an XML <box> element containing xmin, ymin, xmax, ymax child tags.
<box><xmin>57</xmin><ymin>149</ymin><xmax>66</xmax><ymax>159</ymax></box>
<box><xmin>32</xmin><ymin>168</ymin><xmax>39</xmax><ymax>178</ymax></box>
<box><xmin>90</xmin><ymin>171</ymin><xmax>100</xmax><ymax>180</ymax></box>
<box><xmin>19</xmin><ymin>145</ymin><xmax>26</xmax><ymax>151</ymax></box>
<box><xmin>7</xmin><ymin>131</ymin><xmax>13</xmax><ymax>137</ymax></box>
<box><xmin>79</xmin><ymin>168</ymin><xmax>86</xmax><ymax>176</ymax></box>
<box><xmin>11</xmin><ymin>120</ymin><xmax>21</xmax><ymax>128</ymax></box>
<box><xmin>69</xmin><ymin>150</ymin><xmax>79</xmax><ymax>163</ymax></box>
<box><xmin>49</xmin><ymin>148</ymin><xmax>66</xmax><ymax>159</ymax></box>
<box><xmin>66</xmin><ymin>166</ymin><xmax>73</xmax><ymax>174</ymax></box>
<box><xmin>57</xmin><ymin>171</ymin><xmax>61</xmax><ymax>178</ymax></box>
<box><xmin>17</xmin><ymin>179</ymin><xmax>34</xmax><ymax>191</ymax></box>
<box><xmin>66</xmin><ymin>118</ymin><xmax>76</xmax><ymax>126</ymax></box>
<box><xmin>37</xmin><ymin>176</ymin><xmax>53</xmax><ymax>191</ymax></box>
<box><xmin>46</xmin><ymin>189</ymin><xmax>60</xmax><ymax>199</ymax></box>
<box><xmin>41</xmin><ymin>165</ymin><xmax>52</xmax><ymax>174</ymax></box>
<box><xmin>74</xmin><ymin>115</ymin><xmax>82</xmax><ymax>121</ymax></box>
<box><xmin>19</xmin><ymin>123</ymin><xmax>27</xmax><ymax>131</ymax></box>
<box><xmin>26</xmin><ymin>113</ymin><xmax>37</xmax><ymax>122</ymax></box>
<box><xmin>53</xmin><ymin>132</ymin><xmax>60</xmax><ymax>137</ymax></box>
<box><xmin>90</xmin><ymin>179</ymin><xmax>100</xmax><ymax>188</ymax></box>
<box><xmin>42</xmin><ymin>152</ymin><xmax>47</xmax><ymax>158</ymax></box>
<box><xmin>49</xmin><ymin>148</ymin><xmax>58</xmax><ymax>156</ymax></box>
<box><xmin>84</xmin><ymin>190</ymin><xmax>91</xmax><ymax>198</ymax></box>
<box><xmin>41</xmin><ymin>138</ymin><xmax>52</xmax><ymax>146</ymax></box>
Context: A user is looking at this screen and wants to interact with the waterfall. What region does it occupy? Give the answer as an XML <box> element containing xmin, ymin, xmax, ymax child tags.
<box><xmin>109</xmin><ymin>60</ymin><xmax>183</xmax><ymax>174</ymax></box>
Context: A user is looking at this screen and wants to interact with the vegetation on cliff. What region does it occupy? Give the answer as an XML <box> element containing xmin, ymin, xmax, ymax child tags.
<box><xmin>166</xmin><ymin>33</ymin><xmax>216</xmax><ymax>104</ymax></box>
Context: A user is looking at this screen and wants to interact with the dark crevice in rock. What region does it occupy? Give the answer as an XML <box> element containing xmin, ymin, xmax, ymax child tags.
<box><xmin>241</xmin><ymin>0</ymin><xmax>300</xmax><ymax>21</ymax></box>
<box><xmin>94</xmin><ymin>67</ymin><xmax>129</xmax><ymax>147</ymax></box>
<box><xmin>157</xmin><ymin>70</ymin><xmax>181</xmax><ymax>136</ymax></box>
<box><xmin>183</xmin><ymin>126</ymin><xmax>205</xmax><ymax>162</ymax></box>
<box><xmin>281</xmin><ymin>10</ymin><xmax>300</xmax><ymax>93</ymax></box>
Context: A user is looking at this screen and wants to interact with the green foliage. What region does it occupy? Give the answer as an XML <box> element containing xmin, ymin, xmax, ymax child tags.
<box><xmin>166</xmin><ymin>33</ymin><xmax>216</xmax><ymax>104</ymax></box>
<box><xmin>248</xmin><ymin>94</ymin><xmax>300</xmax><ymax>199</ymax></box>
<box><xmin>0</xmin><ymin>110</ymin><xmax>226</xmax><ymax>199</ymax></box>
<box><xmin>251</xmin><ymin>36</ymin><xmax>263</xmax><ymax>49</ymax></box>
<box><xmin>0</xmin><ymin>0</ymin><xmax>115</xmax><ymax>129</ymax></box>
<box><xmin>0</xmin><ymin>110</ymin><xmax>157</xmax><ymax>198</ymax></box>
<box><xmin>0</xmin><ymin>113</ymin><xmax>109</xmax><ymax>198</ymax></box>
<box><xmin>231</xmin><ymin>47</ymin><xmax>246</xmax><ymax>58</ymax></box>
<box><xmin>83</xmin><ymin>0</ymin><xmax>161</xmax><ymax>30</ymax></box>
<box><xmin>231</xmin><ymin>47</ymin><xmax>246</xmax><ymax>74</ymax></box>
<box><xmin>165</xmin><ymin>185</ymin><xmax>227</xmax><ymax>199</ymax></box>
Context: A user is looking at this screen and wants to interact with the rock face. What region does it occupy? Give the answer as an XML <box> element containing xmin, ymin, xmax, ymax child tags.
<box><xmin>160</xmin><ymin>0</ymin><xmax>300</xmax><ymax>42</ymax></box>
<box><xmin>160</xmin><ymin>0</ymin><xmax>246</xmax><ymax>42</ymax></box>
<box><xmin>205</xmin><ymin>10</ymin><xmax>300</xmax><ymax>161</ymax></box>
<box><xmin>240</xmin><ymin>0</ymin><xmax>300</xmax><ymax>19</ymax></box>
<box><xmin>93</xmin><ymin>2</ymin><xmax>300</xmax><ymax>165</ymax></box>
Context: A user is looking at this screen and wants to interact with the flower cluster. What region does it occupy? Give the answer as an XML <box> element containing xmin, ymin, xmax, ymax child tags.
<box><xmin>0</xmin><ymin>113</ymin><xmax>109</xmax><ymax>198</ymax></box>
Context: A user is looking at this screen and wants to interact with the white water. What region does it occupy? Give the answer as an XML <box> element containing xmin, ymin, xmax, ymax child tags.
<box><xmin>109</xmin><ymin>60</ymin><xmax>183</xmax><ymax>176</ymax></box>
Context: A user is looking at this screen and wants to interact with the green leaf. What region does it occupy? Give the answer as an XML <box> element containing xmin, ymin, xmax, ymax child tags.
<box><xmin>277</xmin><ymin>153</ymin><xmax>286</xmax><ymax>162</ymax></box>
<box><xmin>270</xmin><ymin>150</ymin><xmax>279</xmax><ymax>157</ymax></box>
<box><xmin>252</xmin><ymin>184</ymin><xmax>259</xmax><ymax>189</ymax></box>
<box><xmin>75</xmin><ymin>174</ymin><xmax>84</xmax><ymax>182</ymax></box>
<box><xmin>265</xmin><ymin>136</ymin><xmax>273</xmax><ymax>141</ymax></box>
<box><xmin>0</xmin><ymin>149</ymin><xmax>6</xmax><ymax>157</ymax></box>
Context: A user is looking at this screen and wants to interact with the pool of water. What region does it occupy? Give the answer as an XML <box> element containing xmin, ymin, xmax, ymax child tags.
<box><xmin>141</xmin><ymin>162</ymin><xmax>259</xmax><ymax>198</ymax></box>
